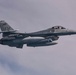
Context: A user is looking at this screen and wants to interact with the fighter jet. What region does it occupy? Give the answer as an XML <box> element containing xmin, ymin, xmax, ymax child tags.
<box><xmin>0</xmin><ymin>20</ymin><xmax>76</xmax><ymax>48</ymax></box>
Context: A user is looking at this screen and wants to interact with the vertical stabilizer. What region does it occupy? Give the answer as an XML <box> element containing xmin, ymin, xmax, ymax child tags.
<box><xmin>0</xmin><ymin>20</ymin><xmax>14</xmax><ymax>31</ymax></box>
<box><xmin>0</xmin><ymin>20</ymin><xmax>14</xmax><ymax>37</ymax></box>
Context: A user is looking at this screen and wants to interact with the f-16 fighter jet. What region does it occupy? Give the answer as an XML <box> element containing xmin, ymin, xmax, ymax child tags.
<box><xmin>0</xmin><ymin>20</ymin><xmax>76</xmax><ymax>48</ymax></box>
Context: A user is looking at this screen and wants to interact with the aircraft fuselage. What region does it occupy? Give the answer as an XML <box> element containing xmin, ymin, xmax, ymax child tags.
<box><xmin>0</xmin><ymin>20</ymin><xmax>76</xmax><ymax>48</ymax></box>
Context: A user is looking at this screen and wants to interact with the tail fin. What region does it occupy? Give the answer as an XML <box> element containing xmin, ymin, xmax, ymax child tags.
<box><xmin>0</xmin><ymin>20</ymin><xmax>14</xmax><ymax>31</ymax></box>
<box><xmin>0</xmin><ymin>20</ymin><xmax>14</xmax><ymax>37</ymax></box>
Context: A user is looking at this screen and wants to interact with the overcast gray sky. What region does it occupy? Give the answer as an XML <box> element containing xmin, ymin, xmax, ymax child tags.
<box><xmin>0</xmin><ymin>0</ymin><xmax>76</xmax><ymax>75</ymax></box>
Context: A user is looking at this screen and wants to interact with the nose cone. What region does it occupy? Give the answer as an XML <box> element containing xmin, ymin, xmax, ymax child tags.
<box><xmin>67</xmin><ymin>29</ymin><xmax>76</xmax><ymax>35</ymax></box>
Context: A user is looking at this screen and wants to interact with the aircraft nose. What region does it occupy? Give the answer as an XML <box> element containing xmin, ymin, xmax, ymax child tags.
<box><xmin>69</xmin><ymin>29</ymin><xmax>76</xmax><ymax>32</ymax></box>
<box><xmin>67</xmin><ymin>29</ymin><xmax>76</xmax><ymax>34</ymax></box>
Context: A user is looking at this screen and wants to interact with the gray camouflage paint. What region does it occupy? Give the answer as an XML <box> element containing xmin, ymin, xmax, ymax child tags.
<box><xmin>0</xmin><ymin>0</ymin><xmax>76</xmax><ymax>75</ymax></box>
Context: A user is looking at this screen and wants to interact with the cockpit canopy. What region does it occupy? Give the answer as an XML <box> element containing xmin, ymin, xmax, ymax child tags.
<box><xmin>51</xmin><ymin>26</ymin><xmax>66</xmax><ymax>29</ymax></box>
